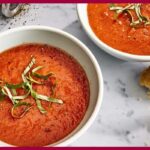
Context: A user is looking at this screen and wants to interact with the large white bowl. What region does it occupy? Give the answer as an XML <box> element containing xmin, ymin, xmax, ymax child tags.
<box><xmin>77</xmin><ymin>4</ymin><xmax>150</xmax><ymax>61</ymax></box>
<box><xmin>0</xmin><ymin>26</ymin><xmax>103</xmax><ymax>147</ymax></box>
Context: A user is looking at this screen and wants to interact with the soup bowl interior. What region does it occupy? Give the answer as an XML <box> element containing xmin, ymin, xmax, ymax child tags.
<box><xmin>0</xmin><ymin>26</ymin><xmax>103</xmax><ymax>146</ymax></box>
<box><xmin>77</xmin><ymin>4</ymin><xmax>150</xmax><ymax>61</ymax></box>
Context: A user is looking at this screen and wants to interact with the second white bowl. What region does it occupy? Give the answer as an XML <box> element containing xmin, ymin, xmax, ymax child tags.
<box><xmin>77</xmin><ymin>4</ymin><xmax>150</xmax><ymax>61</ymax></box>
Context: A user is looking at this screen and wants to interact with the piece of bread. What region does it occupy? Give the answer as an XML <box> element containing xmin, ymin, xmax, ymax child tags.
<box><xmin>140</xmin><ymin>67</ymin><xmax>150</xmax><ymax>89</ymax></box>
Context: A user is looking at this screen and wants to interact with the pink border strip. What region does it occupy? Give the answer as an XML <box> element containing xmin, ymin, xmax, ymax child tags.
<box><xmin>0</xmin><ymin>147</ymin><xmax>150</xmax><ymax>149</ymax></box>
<box><xmin>0</xmin><ymin>1</ymin><xmax>149</xmax><ymax>3</ymax></box>
<box><xmin>0</xmin><ymin>1</ymin><xmax>149</xmax><ymax>149</ymax></box>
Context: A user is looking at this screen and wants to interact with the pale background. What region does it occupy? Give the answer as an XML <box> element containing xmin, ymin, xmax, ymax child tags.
<box><xmin>0</xmin><ymin>4</ymin><xmax>150</xmax><ymax>146</ymax></box>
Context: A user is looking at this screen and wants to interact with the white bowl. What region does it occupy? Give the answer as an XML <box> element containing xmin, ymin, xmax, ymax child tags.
<box><xmin>0</xmin><ymin>26</ymin><xmax>103</xmax><ymax>147</ymax></box>
<box><xmin>77</xmin><ymin>4</ymin><xmax>150</xmax><ymax>61</ymax></box>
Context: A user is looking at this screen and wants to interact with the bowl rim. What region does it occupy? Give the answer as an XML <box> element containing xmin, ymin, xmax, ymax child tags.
<box><xmin>77</xmin><ymin>3</ymin><xmax>150</xmax><ymax>61</ymax></box>
<box><xmin>0</xmin><ymin>25</ymin><xmax>104</xmax><ymax>147</ymax></box>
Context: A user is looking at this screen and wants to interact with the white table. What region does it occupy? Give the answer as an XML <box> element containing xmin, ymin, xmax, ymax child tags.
<box><xmin>0</xmin><ymin>4</ymin><xmax>150</xmax><ymax>146</ymax></box>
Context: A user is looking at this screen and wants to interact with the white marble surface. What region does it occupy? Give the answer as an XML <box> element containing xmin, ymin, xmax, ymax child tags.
<box><xmin>0</xmin><ymin>4</ymin><xmax>150</xmax><ymax>146</ymax></box>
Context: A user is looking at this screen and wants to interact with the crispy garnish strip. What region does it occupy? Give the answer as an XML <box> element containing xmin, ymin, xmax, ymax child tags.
<box><xmin>109</xmin><ymin>3</ymin><xmax>150</xmax><ymax>27</ymax></box>
<box><xmin>0</xmin><ymin>57</ymin><xmax>63</xmax><ymax>118</ymax></box>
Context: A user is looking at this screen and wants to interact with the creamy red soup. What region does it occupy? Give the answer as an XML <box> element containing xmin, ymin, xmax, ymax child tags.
<box><xmin>88</xmin><ymin>3</ymin><xmax>150</xmax><ymax>55</ymax></box>
<box><xmin>0</xmin><ymin>44</ymin><xmax>89</xmax><ymax>146</ymax></box>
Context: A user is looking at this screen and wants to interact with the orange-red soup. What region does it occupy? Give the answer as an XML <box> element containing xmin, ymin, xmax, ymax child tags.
<box><xmin>0</xmin><ymin>44</ymin><xmax>89</xmax><ymax>146</ymax></box>
<box><xmin>88</xmin><ymin>3</ymin><xmax>150</xmax><ymax>55</ymax></box>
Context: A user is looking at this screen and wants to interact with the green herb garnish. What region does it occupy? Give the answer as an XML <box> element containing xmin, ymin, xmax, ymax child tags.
<box><xmin>6</xmin><ymin>83</ymin><xmax>24</xmax><ymax>89</ymax></box>
<box><xmin>0</xmin><ymin>57</ymin><xmax>63</xmax><ymax>118</ymax></box>
<box><xmin>26</xmin><ymin>73</ymin><xmax>43</xmax><ymax>84</ymax></box>
<box><xmin>32</xmin><ymin>66</ymin><xmax>53</xmax><ymax>80</ymax></box>
<box><xmin>109</xmin><ymin>3</ymin><xmax>150</xmax><ymax>27</ymax></box>
<box><xmin>11</xmin><ymin>102</ymin><xmax>32</xmax><ymax>119</ymax></box>
<box><xmin>35</xmin><ymin>98</ymin><xmax>47</xmax><ymax>114</ymax></box>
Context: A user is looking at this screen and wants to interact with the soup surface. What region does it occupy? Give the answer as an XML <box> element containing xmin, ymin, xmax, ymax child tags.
<box><xmin>0</xmin><ymin>44</ymin><xmax>89</xmax><ymax>146</ymax></box>
<box><xmin>88</xmin><ymin>3</ymin><xmax>150</xmax><ymax>55</ymax></box>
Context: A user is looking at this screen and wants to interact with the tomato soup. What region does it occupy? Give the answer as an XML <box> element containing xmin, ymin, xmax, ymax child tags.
<box><xmin>0</xmin><ymin>44</ymin><xmax>89</xmax><ymax>146</ymax></box>
<box><xmin>88</xmin><ymin>3</ymin><xmax>150</xmax><ymax>55</ymax></box>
